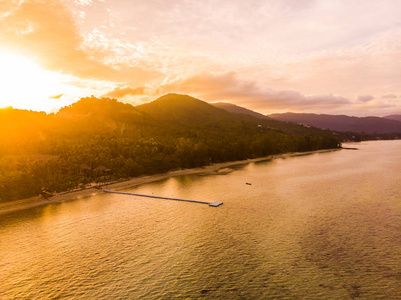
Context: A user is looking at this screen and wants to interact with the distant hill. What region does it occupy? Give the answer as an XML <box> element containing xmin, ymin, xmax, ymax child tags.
<box><xmin>212</xmin><ymin>102</ymin><xmax>270</xmax><ymax>119</ymax></box>
<box><xmin>383</xmin><ymin>115</ymin><xmax>401</xmax><ymax>122</ymax></box>
<box><xmin>269</xmin><ymin>112</ymin><xmax>401</xmax><ymax>134</ymax></box>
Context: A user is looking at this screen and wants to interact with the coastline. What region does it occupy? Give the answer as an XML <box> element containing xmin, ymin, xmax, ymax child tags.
<box><xmin>0</xmin><ymin>148</ymin><xmax>339</xmax><ymax>216</ymax></box>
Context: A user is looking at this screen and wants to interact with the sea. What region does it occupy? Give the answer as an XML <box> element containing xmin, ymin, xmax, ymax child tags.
<box><xmin>1</xmin><ymin>140</ymin><xmax>401</xmax><ymax>299</ymax></box>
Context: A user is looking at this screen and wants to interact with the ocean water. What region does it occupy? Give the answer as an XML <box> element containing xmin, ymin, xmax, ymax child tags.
<box><xmin>1</xmin><ymin>140</ymin><xmax>401</xmax><ymax>299</ymax></box>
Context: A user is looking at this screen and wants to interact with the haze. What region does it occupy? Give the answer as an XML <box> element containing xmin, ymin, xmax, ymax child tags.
<box><xmin>0</xmin><ymin>0</ymin><xmax>400</xmax><ymax>116</ymax></box>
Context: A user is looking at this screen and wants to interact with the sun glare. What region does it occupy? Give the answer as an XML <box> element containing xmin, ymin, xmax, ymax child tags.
<box><xmin>0</xmin><ymin>49</ymin><xmax>67</xmax><ymax>112</ymax></box>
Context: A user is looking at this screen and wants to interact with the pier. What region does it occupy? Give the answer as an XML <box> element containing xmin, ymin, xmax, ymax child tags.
<box><xmin>103</xmin><ymin>190</ymin><xmax>223</xmax><ymax>207</ymax></box>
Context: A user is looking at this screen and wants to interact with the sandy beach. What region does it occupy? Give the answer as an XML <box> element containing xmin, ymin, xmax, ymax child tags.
<box><xmin>0</xmin><ymin>149</ymin><xmax>339</xmax><ymax>216</ymax></box>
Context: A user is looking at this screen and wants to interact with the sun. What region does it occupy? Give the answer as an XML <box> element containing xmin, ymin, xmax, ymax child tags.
<box><xmin>0</xmin><ymin>49</ymin><xmax>66</xmax><ymax>112</ymax></box>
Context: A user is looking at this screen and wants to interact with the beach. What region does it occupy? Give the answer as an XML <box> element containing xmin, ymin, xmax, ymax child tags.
<box><xmin>0</xmin><ymin>149</ymin><xmax>339</xmax><ymax>216</ymax></box>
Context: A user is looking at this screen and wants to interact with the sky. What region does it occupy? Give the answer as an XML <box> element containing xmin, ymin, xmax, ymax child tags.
<box><xmin>0</xmin><ymin>0</ymin><xmax>400</xmax><ymax>116</ymax></box>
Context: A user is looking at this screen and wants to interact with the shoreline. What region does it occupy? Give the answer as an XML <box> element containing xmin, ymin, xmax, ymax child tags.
<box><xmin>0</xmin><ymin>148</ymin><xmax>339</xmax><ymax>216</ymax></box>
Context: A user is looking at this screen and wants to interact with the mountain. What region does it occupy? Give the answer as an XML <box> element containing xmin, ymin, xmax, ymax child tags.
<box><xmin>383</xmin><ymin>115</ymin><xmax>401</xmax><ymax>122</ymax></box>
<box><xmin>57</xmin><ymin>96</ymin><xmax>142</xmax><ymax>119</ymax></box>
<box><xmin>56</xmin><ymin>96</ymin><xmax>154</xmax><ymax>132</ymax></box>
<box><xmin>212</xmin><ymin>102</ymin><xmax>270</xmax><ymax>119</ymax></box>
<box><xmin>136</xmin><ymin>93</ymin><xmax>237</xmax><ymax>126</ymax></box>
<box><xmin>136</xmin><ymin>94</ymin><xmax>337</xmax><ymax>136</ymax></box>
<box><xmin>269</xmin><ymin>113</ymin><xmax>401</xmax><ymax>134</ymax></box>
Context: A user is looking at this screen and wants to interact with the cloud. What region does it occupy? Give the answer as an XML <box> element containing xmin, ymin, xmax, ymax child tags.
<box><xmin>72</xmin><ymin>0</ymin><xmax>105</xmax><ymax>6</ymax></box>
<box><xmin>0</xmin><ymin>0</ymin><xmax>159</xmax><ymax>84</ymax></box>
<box><xmin>103</xmin><ymin>86</ymin><xmax>145</xmax><ymax>98</ymax></box>
<box><xmin>73</xmin><ymin>0</ymin><xmax>93</xmax><ymax>6</ymax></box>
<box><xmin>1</xmin><ymin>0</ymin><xmax>400</xmax><ymax>116</ymax></box>
<box><xmin>382</xmin><ymin>94</ymin><xmax>398</xmax><ymax>99</ymax></box>
<box><xmin>358</xmin><ymin>95</ymin><xmax>375</xmax><ymax>102</ymax></box>
<box><xmin>49</xmin><ymin>94</ymin><xmax>63</xmax><ymax>99</ymax></box>
<box><xmin>157</xmin><ymin>71</ymin><xmax>351</xmax><ymax>114</ymax></box>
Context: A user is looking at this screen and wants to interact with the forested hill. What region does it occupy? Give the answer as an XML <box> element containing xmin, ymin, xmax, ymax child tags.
<box><xmin>136</xmin><ymin>94</ymin><xmax>233</xmax><ymax>125</ymax></box>
<box><xmin>269</xmin><ymin>112</ymin><xmax>401</xmax><ymax>135</ymax></box>
<box><xmin>0</xmin><ymin>93</ymin><xmax>340</xmax><ymax>203</ymax></box>
<box><xmin>135</xmin><ymin>94</ymin><xmax>317</xmax><ymax>134</ymax></box>
<box><xmin>384</xmin><ymin>115</ymin><xmax>401</xmax><ymax>122</ymax></box>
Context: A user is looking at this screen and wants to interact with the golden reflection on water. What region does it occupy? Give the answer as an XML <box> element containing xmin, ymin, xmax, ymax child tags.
<box><xmin>1</xmin><ymin>141</ymin><xmax>401</xmax><ymax>299</ymax></box>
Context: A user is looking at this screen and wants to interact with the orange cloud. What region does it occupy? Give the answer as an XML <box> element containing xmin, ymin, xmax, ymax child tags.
<box><xmin>49</xmin><ymin>94</ymin><xmax>63</xmax><ymax>99</ymax></box>
<box><xmin>0</xmin><ymin>0</ymin><xmax>159</xmax><ymax>84</ymax></box>
<box><xmin>103</xmin><ymin>86</ymin><xmax>146</xmax><ymax>98</ymax></box>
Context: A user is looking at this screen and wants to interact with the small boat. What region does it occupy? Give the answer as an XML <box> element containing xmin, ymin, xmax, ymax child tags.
<box><xmin>246</xmin><ymin>182</ymin><xmax>252</xmax><ymax>185</ymax></box>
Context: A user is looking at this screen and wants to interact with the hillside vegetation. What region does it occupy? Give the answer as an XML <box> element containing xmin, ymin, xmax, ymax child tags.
<box><xmin>0</xmin><ymin>94</ymin><xmax>340</xmax><ymax>203</ymax></box>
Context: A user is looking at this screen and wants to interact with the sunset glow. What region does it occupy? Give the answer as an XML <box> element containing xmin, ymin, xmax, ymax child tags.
<box><xmin>0</xmin><ymin>0</ymin><xmax>400</xmax><ymax>115</ymax></box>
<box><xmin>0</xmin><ymin>49</ymin><xmax>67</xmax><ymax>112</ymax></box>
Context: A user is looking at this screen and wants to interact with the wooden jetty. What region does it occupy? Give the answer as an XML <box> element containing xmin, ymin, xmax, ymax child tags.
<box><xmin>103</xmin><ymin>190</ymin><xmax>223</xmax><ymax>207</ymax></box>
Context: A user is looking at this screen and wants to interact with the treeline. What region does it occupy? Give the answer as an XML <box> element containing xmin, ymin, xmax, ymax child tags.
<box><xmin>335</xmin><ymin>131</ymin><xmax>401</xmax><ymax>142</ymax></box>
<box><xmin>0</xmin><ymin>94</ymin><xmax>341</xmax><ymax>203</ymax></box>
